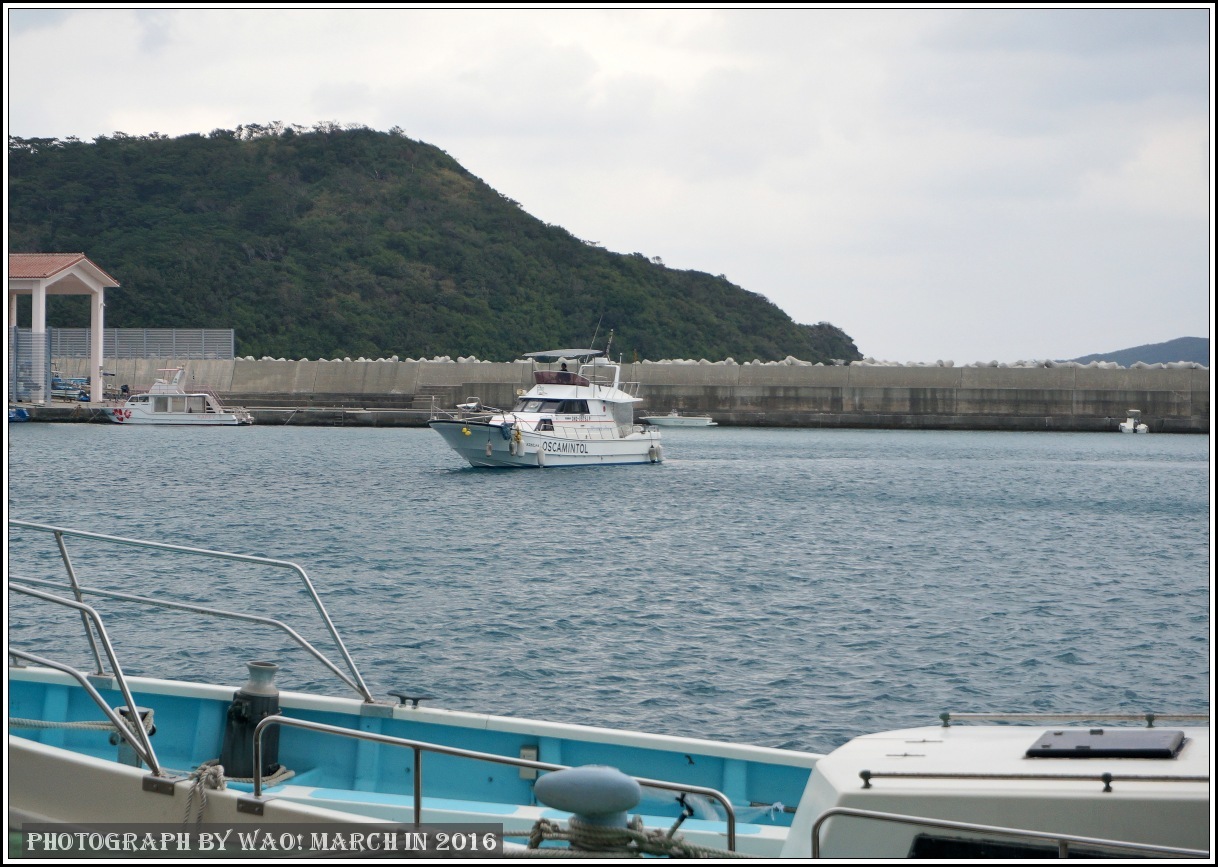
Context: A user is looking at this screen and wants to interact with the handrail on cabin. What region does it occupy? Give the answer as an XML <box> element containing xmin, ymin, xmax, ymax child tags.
<box><xmin>939</xmin><ymin>711</ymin><xmax>1210</xmax><ymax>728</ymax></box>
<box><xmin>811</xmin><ymin>806</ymin><xmax>1209</xmax><ymax>859</ymax></box>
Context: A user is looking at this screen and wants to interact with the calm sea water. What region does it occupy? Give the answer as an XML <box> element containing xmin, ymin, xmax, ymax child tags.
<box><xmin>6</xmin><ymin>424</ymin><xmax>1211</xmax><ymax>754</ymax></box>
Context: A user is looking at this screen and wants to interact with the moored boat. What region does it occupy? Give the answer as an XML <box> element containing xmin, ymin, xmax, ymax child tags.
<box><xmin>641</xmin><ymin>410</ymin><xmax>717</xmax><ymax>427</ymax></box>
<box><xmin>7</xmin><ymin>520</ymin><xmax>1208</xmax><ymax>859</ymax></box>
<box><xmin>50</xmin><ymin>372</ymin><xmax>90</xmax><ymax>402</ymax></box>
<box><xmin>103</xmin><ymin>368</ymin><xmax>253</xmax><ymax>425</ymax></box>
<box><xmin>1118</xmin><ymin>409</ymin><xmax>1150</xmax><ymax>433</ymax></box>
<box><xmin>429</xmin><ymin>349</ymin><xmax>662</xmax><ymax>468</ymax></box>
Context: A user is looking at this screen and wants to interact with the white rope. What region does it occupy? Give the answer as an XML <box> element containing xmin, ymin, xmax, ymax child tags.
<box><xmin>177</xmin><ymin>759</ymin><xmax>295</xmax><ymax>828</ymax></box>
<box><xmin>11</xmin><ymin>708</ymin><xmax>155</xmax><ymax>734</ymax></box>
<box><xmin>221</xmin><ymin>764</ymin><xmax>296</xmax><ymax>786</ymax></box>
<box><xmin>10</xmin><ymin>717</ymin><xmax>116</xmax><ymax>731</ymax></box>
<box><xmin>183</xmin><ymin>760</ymin><xmax>227</xmax><ymax>829</ymax></box>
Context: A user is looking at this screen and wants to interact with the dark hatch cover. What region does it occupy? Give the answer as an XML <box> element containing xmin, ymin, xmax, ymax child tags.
<box><xmin>1026</xmin><ymin>729</ymin><xmax>1185</xmax><ymax>759</ymax></box>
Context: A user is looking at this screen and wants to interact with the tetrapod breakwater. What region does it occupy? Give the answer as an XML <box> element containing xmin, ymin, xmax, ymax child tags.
<box><xmin>29</xmin><ymin>357</ymin><xmax>1210</xmax><ymax>432</ymax></box>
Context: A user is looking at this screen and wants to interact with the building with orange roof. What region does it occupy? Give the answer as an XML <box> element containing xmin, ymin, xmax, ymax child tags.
<box><xmin>8</xmin><ymin>253</ymin><xmax>120</xmax><ymax>403</ymax></box>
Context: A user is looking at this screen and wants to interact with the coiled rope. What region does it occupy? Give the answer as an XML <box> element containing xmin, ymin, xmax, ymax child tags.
<box><xmin>179</xmin><ymin>760</ymin><xmax>295</xmax><ymax>827</ymax></box>
<box><xmin>183</xmin><ymin>760</ymin><xmax>227</xmax><ymax>829</ymax></box>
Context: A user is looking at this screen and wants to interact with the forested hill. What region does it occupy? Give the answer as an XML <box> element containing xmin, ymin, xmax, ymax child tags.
<box><xmin>8</xmin><ymin>124</ymin><xmax>860</xmax><ymax>363</ymax></box>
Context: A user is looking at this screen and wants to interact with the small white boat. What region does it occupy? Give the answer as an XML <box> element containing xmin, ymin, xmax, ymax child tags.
<box><xmin>641</xmin><ymin>410</ymin><xmax>717</xmax><ymax>427</ymax></box>
<box><xmin>429</xmin><ymin>349</ymin><xmax>662</xmax><ymax>468</ymax></box>
<box><xmin>103</xmin><ymin>368</ymin><xmax>253</xmax><ymax>425</ymax></box>
<box><xmin>8</xmin><ymin>520</ymin><xmax>1209</xmax><ymax>860</ymax></box>
<box><xmin>1118</xmin><ymin>409</ymin><xmax>1149</xmax><ymax>433</ymax></box>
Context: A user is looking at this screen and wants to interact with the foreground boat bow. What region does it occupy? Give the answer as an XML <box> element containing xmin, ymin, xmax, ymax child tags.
<box><xmin>8</xmin><ymin>521</ymin><xmax>1208</xmax><ymax>859</ymax></box>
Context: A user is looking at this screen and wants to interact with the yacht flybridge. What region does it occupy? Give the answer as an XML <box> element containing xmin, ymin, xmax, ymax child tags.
<box><xmin>429</xmin><ymin>349</ymin><xmax>663</xmax><ymax>468</ymax></box>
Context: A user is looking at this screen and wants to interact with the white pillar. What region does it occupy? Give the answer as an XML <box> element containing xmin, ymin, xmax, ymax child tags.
<box><xmin>32</xmin><ymin>282</ymin><xmax>46</xmax><ymax>333</ymax></box>
<box><xmin>8</xmin><ymin>291</ymin><xmax>17</xmax><ymax>327</ymax></box>
<box><xmin>90</xmin><ymin>288</ymin><xmax>105</xmax><ymax>402</ymax></box>
<box><xmin>32</xmin><ymin>281</ymin><xmax>48</xmax><ymax>404</ymax></box>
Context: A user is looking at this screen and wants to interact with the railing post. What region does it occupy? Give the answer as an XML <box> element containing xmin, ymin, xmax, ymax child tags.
<box><xmin>414</xmin><ymin>747</ymin><xmax>422</xmax><ymax>825</ymax></box>
<box><xmin>53</xmin><ymin>531</ymin><xmax>105</xmax><ymax>674</ymax></box>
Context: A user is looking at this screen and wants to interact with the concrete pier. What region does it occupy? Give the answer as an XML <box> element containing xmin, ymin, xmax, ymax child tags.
<box><xmin>30</xmin><ymin>358</ymin><xmax>1210</xmax><ymax>432</ymax></box>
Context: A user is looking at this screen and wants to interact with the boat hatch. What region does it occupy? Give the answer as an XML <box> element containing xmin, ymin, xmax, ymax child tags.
<box><xmin>1025</xmin><ymin>729</ymin><xmax>1186</xmax><ymax>759</ymax></box>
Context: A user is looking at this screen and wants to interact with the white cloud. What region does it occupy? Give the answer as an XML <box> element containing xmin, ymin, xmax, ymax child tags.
<box><xmin>6</xmin><ymin>6</ymin><xmax>1210</xmax><ymax>362</ymax></box>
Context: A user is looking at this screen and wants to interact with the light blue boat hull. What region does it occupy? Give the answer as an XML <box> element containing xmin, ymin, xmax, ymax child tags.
<box><xmin>9</xmin><ymin>668</ymin><xmax>814</xmax><ymax>855</ymax></box>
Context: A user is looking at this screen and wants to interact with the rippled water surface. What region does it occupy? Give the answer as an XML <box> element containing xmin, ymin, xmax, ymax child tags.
<box><xmin>7</xmin><ymin>424</ymin><xmax>1211</xmax><ymax>753</ymax></box>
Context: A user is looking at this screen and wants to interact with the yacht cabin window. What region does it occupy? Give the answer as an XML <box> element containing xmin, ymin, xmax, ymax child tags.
<box><xmin>513</xmin><ymin>398</ymin><xmax>588</xmax><ymax>414</ymax></box>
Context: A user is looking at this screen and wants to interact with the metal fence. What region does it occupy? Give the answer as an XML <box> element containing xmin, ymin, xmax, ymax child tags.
<box><xmin>42</xmin><ymin>328</ymin><xmax>235</xmax><ymax>359</ymax></box>
<box><xmin>9</xmin><ymin>327</ymin><xmax>51</xmax><ymax>404</ymax></box>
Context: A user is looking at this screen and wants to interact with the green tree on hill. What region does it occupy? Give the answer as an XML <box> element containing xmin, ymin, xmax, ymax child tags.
<box><xmin>9</xmin><ymin>125</ymin><xmax>861</xmax><ymax>363</ymax></box>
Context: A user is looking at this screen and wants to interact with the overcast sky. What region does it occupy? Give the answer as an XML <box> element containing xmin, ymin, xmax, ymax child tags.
<box><xmin>6</xmin><ymin>6</ymin><xmax>1212</xmax><ymax>363</ymax></box>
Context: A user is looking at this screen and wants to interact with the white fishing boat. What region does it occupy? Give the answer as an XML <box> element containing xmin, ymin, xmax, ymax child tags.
<box><xmin>103</xmin><ymin>368</ymin><xmax>253</xmax><ymax>425</ymax></box>
<box><xmin>8</xmin><ymin>520</ymin><xmax>1209</xmax><ymax>859</ymax></box>
<box><xmin>641</xmin><ymin>410</ymin><xmax>717</xmax><ymax>427</ymax></box>
<box><xmin>429</xmin><ymin>349</ymin><xmax>662</xmax><ymax>468</ymax></box>
<box><xmin>1118</xmin><ymin>409</ymin><xmax>1149</xmax><ymax>433</ymax></box>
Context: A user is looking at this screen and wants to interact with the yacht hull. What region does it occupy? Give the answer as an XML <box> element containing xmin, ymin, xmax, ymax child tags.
<box><xmin>429</xmin><ymin>421</ymin><xmax>662</xmax><ymax>468</ymax></box>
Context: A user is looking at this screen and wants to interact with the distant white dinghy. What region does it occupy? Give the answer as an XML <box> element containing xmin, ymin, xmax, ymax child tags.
<box><xmin>1118</xmin><ymin>409</ymin><xmax>1149</xmax><ymax>433</ymax></box>
<box><xmin>640</xmin><ymin>410</ymin><xmax>717</xmax><ymax>427</ymax></box>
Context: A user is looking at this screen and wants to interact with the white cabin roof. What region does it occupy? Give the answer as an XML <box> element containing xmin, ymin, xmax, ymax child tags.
<box><xmin>814</xmin><ymin>724</ymin><xmax>1209</xmax><ymax>796</ymax></box>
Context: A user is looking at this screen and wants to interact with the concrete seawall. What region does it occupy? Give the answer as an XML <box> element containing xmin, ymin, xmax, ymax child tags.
<box><xmin>45</xmin><ymin>358</ymin><xmax>1210</xmax><ymax>432</ymax></box>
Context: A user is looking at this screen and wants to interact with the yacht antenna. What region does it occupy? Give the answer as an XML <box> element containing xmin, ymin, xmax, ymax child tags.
<box><xmin>604</xmin><ymin>329</ymin><xmax>614</xmax><ymax>361</ymax></box>
<box><xmin>589</xmin><ymin>315</ymin><xmax>603</xmax><ymax>352</ymax></box>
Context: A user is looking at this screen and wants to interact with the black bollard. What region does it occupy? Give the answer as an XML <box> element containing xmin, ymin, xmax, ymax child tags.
<box><xmin>218</xmin><ymin>661</ymin><xmax>281</xmax><ymax>779</ymax></box>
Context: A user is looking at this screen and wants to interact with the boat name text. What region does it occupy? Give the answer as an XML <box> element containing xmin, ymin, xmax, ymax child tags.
<box><xmin>542</xmin><ymin>441</ymin><xmax>590</xmax><ymax>454</ymax></box>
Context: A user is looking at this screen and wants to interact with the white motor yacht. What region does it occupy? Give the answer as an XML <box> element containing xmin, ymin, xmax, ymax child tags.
<box><xmin>429</xmin><ymin>349</ymin><xmax>662</xmax><ymax>468</ymax></box>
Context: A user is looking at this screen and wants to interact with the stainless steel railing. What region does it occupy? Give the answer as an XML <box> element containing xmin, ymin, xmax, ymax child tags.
<box><xmin>248</xmin><ymin>715</ymin><xmax>740</xmax><ymax>851</ymax></box>
<box><xmin>856</xmin><ymin>768</ymin><xmax>1209</xmax><ymax>793</ymax></box>
<box><xmin>810</xmin><ymin>806</ymin><xmax>1209</xmax><ymax>859</ymax></box>
<box><xmin>938</xmin><ymin>711</ymin><xmax>1211</xmax><ymax>727</ymax></box>
<box><xmin>8</xmin><ymin>585</ymin><xmax>163</xmax><ymax>776</ymax></box>
<box><xmin>8</xmin><ymin>520</ymin><xmax>373</xmax><ymax>702</ymax></box>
